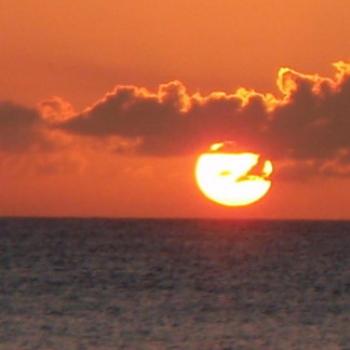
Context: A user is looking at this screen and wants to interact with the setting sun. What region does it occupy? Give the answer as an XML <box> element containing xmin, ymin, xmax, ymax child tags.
<box><xmin>195</xmin><ymin>143</ymin><xmax>273</xmax><ymax>206</ymax></box>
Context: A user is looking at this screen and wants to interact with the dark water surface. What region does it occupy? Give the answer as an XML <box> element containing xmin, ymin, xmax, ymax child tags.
<box><xmin>0</xmin><ymin>218</ymin><xmax>349</xmax><ymax>349</ymax></box>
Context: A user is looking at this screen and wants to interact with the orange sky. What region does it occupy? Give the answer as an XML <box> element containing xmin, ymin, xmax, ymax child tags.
<box><xmin>1</xmin><ymin>0</ymin><xmax>350</xmax><ymax>218</ymax></box>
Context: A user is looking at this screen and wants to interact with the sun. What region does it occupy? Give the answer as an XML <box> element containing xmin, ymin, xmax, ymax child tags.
<box><xmin>195</xmin><ymin>142</ymin><xmax>273</xmax><ymax>206</ymax></box>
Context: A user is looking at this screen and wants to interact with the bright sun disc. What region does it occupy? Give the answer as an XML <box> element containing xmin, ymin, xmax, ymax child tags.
<box><xmin>195</xmin><ymin>143</ymin><xmax>273</xmax><ymax>206</ymax></box>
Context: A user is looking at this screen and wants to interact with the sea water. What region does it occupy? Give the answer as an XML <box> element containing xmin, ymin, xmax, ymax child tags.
<box><xmin>0</xmin><ymin>218</ymin><xmax>349</xmax><ymax>349</ymax></box>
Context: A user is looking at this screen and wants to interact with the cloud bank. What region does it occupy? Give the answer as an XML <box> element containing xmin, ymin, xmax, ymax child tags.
<box><xmin>1</xmin><ymin>62</ymin><xmax>350</xmax><ymax>177</ymax></box>
<box><xmin>60</xmin><ymin>62</ymin><xmax>350</xmax><ymax>158</ymax></box>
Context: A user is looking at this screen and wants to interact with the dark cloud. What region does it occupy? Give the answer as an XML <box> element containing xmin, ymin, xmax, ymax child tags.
<box><xmin>59</xmin><ymin>62</ymin><xmax>350</xmax><ymax>172</ymax></box>
<box><xmin>0</xmin><ymin>101</ymin><xmax>52</xmax><ymax>152</ymax></box>
<box><xmin>267</xmin><ymin>64</ymin><xmax>350</xmax><ymax>160</ymax></box>
<box><xmin>60</xmin><ymin>81</ymin><xmax>270</xmax><ymax>156</ymax></box>
<box><xmin>2</xmin><ymin>62</ymin><xmax>350</xmax><ymax>178</ymax></box>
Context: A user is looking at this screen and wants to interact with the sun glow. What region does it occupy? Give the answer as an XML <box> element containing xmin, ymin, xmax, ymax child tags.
<box><xmin>195</xmin><ymin>143</ymin><xmax>273</xmax><ymax>206</ymax></box>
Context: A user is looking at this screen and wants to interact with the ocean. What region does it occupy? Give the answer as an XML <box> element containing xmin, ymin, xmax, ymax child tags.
<box><xmin>0</xmin><ymin>218</ymin><xmax>349</xmax><ymax>349</ymax></box>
